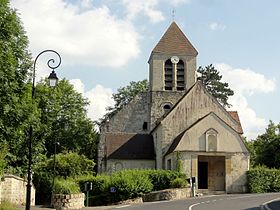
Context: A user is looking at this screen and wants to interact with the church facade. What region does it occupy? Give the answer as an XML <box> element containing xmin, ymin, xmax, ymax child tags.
<box><xmin>97</xmin><ymin>22</ymin><xmax>249</xmax><ymax>193</ymax></box>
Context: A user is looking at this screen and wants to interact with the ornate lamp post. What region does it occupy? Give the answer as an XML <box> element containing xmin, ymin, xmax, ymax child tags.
<box><xmin>26</xmin><ymin>50</ymin><xmax>61</xmax><ymax>210</ymax></box>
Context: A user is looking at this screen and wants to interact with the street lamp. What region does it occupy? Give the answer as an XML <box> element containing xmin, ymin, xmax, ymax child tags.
<box><xmin>26</xmin><ymin>50</ymin><xmax>61</xmax><ymax>210</ymax></box>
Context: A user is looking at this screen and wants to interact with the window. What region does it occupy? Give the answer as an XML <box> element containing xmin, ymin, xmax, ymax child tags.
<box><xmin>142</xmin><ymin>122</ymin><xmax>148</xmax><ymax>130</ymax></box>
<box><xmin>206</xmin><ymin>129</ymin><xmax>218</xmax><ymax>152</ymax></box>
<box><xmin>167</xmin><ymin>159</ymin><xmax>172</xmax><ymax>170</ymax></box>
<box><xmin>164</xmin><ymin>59</ymin><xmax>173</xmax><ymax>90</ymax></box>
<box><xmin>176</xmin><ymin>60</ymin><xmax>185</xmax><ymax>91</ymax></box>
<box><xmin>162</xmin><ymin>102</ymin><xmax>172</xmax><ymax>113</ymax></box>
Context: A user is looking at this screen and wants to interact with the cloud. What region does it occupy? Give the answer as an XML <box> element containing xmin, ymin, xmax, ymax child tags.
<box><xmin>215</xmin><ymin>63</ymin><xmax>276</xmax><ymax>140</ymax></box>
<box><xmin>11</xmin><ymin>0</ymin><xmax>140</xmax><ymax>68</ymax></box>
<box><xmin>70</xmin><ymin>79</ymin><xmax>114</xmax><ymax>122</ymax></box>
<box><xmin>209</xmin><ymin>22</ymin><xmax>226</xmax><ymax>31</ymax></box>
<box><xmin>121</xmin><ymin>0</ymin><xmax>165</xmax><ymax>23</ymax></box>
<box><xmin>168</xmin><ymin>0</ymin><xmax>191</xmax><ymax>6</ymax></box>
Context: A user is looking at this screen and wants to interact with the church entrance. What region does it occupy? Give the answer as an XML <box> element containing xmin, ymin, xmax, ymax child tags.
<box><xmin>198</xmin><ymin>156</ymin><xmax>225</xmax><ymax>191</ymax></box>
<box><xmin>198</xmin><ymin>161</ymin><xmax>208</xmax><ymax>189</ymax></box>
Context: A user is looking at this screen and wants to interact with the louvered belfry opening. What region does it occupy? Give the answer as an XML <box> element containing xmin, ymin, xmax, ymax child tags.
<box><xmin>164</xmin><ymin>59</ymin><xmax>173</xmax><ymax>90</ymax></box>
<box><xmin>176</xmin><ymin>60</ymin><xmax>185</xmax><ymax>91</ymax></box>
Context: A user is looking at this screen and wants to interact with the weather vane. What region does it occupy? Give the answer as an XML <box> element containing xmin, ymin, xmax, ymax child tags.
<box><xmin>172</xmin><ymin>8</ymin><xmax>175</xmax><ymax>21</ymax></box>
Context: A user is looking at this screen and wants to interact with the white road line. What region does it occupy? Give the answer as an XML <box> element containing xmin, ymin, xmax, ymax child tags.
<box><xmin>188</xmin><ymin>203</ymin><xmax>201</xmax><ymax>210</ymax></box>
<box><xmin>261</xmin><ymin>197</ymin><xmax>280</xmax><ymax>210</ymax></box>
<box><xmin>115</xmin><ymin>205</ymin><xmax>131</xmax><ymax>209</ymax></box>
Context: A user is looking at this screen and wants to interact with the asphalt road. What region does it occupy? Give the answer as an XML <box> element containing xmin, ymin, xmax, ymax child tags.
<box><xmin>93</xmin><ymin>193</ymin><xmax>280</xmax><ymax>210</ymax></box>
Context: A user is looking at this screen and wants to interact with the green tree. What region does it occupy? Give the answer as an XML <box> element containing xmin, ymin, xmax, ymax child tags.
<box><xmin>197</xmin><ymin>64</ymin><xmax>234</xmax><ymax>107</ymax></box>
<box><xmin>252</xmin><ymin>121</ymin><xmax>280</xmax><ymax>168</ymax></box>
<box><xmin>0</xmin><ymin>0</ymin><xmax>33</xmax><ymax>174</ymax></box>
<box><xmin>34</xmin><ymin>79</ymin><xmax>99</xmax><ymax>160</ymax></box>
<box><xmin>0</xmin><ymin>145</ymin><xmax>8</xmax><ymax>177</ymax></box>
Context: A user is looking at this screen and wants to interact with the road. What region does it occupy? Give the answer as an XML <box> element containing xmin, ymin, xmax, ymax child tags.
<box><xmin>92</xmin><ymin>193</ymin><xmax>280</xmax><ymax>210</ymax></box>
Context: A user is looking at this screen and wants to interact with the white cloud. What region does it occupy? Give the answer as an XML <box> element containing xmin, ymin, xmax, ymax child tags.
<box><xmin>168</xmin><ymin>0</ymin><xmax>191</xmax><ymax>6</ymax></box>
<box><xmin>209</xmin><ymin>22</ymin><xmax>226</xmax><ymax>31</ymax></box>
<box><xmin>215</xmin><ymin>63</ymin><xmax>276</xmax><ymax>140</ymax></box>
<box><xmin>121</xmin><ymin>0</ymin><xmax>165</xmax><ymax>23</ymax></box>
<box><xmin>70</xmin><ymin>79</ymin><xmax>114</xmax><ymax>122</ymax></box>
<box><xmin>11</xmin><ymin>0</ymin><xmax>140</xmax><ymax>68</ymax></box>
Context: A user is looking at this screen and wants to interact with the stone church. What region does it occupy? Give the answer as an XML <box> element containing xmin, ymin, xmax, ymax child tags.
<box><xmin>97</xmin><ymin>22</ymin><xmax>249</xmax><ymax>193</ymax></box>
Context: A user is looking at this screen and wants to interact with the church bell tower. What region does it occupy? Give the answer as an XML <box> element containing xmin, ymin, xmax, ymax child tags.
<box><xmin>148</xmin><ymin>22</ymin><xmax>198</xmax><ymax>128</ymax></box>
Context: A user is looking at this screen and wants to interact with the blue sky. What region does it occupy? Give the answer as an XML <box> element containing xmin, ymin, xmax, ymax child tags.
<box><xmin>11</xmin><ymin>0</ymin><xmax>279</xmax><ymax>140</ymax></box>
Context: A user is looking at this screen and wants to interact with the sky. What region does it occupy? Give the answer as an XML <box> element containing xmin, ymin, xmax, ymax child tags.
<box><xmin>10</xmin><ymin>0</ymin><xmax>280</xmax><ymax>140</ymax></box>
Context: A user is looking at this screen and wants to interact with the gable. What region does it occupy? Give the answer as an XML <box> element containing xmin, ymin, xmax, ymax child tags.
<box><xmin>152</xmin><ymin>82</ymin><xmax>243</xmax><ymax>150</ymax></box>
<box><xmin>166</xmin><ymin>112</ymin><xmax>248</xmax><ymax>155</ymax></box>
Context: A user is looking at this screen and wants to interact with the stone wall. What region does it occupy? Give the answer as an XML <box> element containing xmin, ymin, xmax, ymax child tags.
<box><xmin>143</xmin><ymin>188</ymin><xmax>191</xmax><ymax>202</ymax></box>
<box><xmin>0</xmin><ymin>174</ymin><xmax>35</xmax><ymax>205</ymax></box>
<box><xmin>51</xmin><ymin>193</ymin><xmax>85</xmax><ymax>210</ymax></box>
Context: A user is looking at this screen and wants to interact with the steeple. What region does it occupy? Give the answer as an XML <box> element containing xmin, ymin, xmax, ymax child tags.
<box><xmin>152</xmin><ymin>21</ymin><xmax>198</xmax><ymax>56</ymax></box>
<box><xmin>149</xmin><ymin>21</ymin><xmax>198</xmax><ymax>92</ymax></box>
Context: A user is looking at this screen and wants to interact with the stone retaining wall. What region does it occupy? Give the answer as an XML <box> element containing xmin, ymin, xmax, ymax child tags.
<box><xmin>143</xmin><ymin>188</ymin><xmax>191</xmax><ymax>202</ymax></box>
<box><xmin>0</xmin><ymin>174</ymin><xmax>35</xmax><ymax>205</ymax></box>
<box><xmin>51</xmin><ymin>193</ymin><xmax>85</xmax><ymax>210</ymax></box>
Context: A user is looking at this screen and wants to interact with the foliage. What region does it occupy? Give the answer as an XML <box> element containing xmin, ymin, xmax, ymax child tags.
<box><xmin>0</xmin><ymin>145</ymin><xmax>8</xmax><ymax>177</ymax></box>
<box><xmin>143</xmin><ymin>169</ymin><xmax>183</xmax><ymax>191</ymax></box>
<box><xmin>248</xmin><ymin>121</ymin><xmax>280</xmax><ymax>168</ymax></box>
<box><xmin>0</xmin><ymin>0</ymin><xmax>33</xmax><ymax>175</ymax></box>
<box><xmin>53</xmin><ymin>178</ymin><xmax>80</xmax><ymax>194</ymax></box>
<box><xmin>34</xmin><ymin>79</ymin><xmax>99</xmax><ymax>160</ymax></box>
<box><xmin>110</xmin><ymin>170</ymin><xmax>153</xmax><ymax>201</ymax></box>
<box><xmin>197</xmin><ymin>64</ymin><xmax>234</xmax><ymax>108</ymax></box>
<box><xmin>33</xmin><ymin>152</ymin><xmax>95</xmax><ymax>204</ymax></box>
<box><xmin>170</xmin><ymin>178</ymin><xmax>188</xmax><ymax>188</ymax></box>
<box><xmin>99</xmin><ymin>79</ymin><xmax>148</xmax><ymax>125</ymax></box>
<box><xmin>247</xmin><ymin>166</ymin><xmax>280</xmax><ymax>193</ymax></box>
<box><xmin>77</xmin><ymin>169</ymin><xmax>183</xmax><ymax>206</ymax></box>
<box><xmin>0</xmin><ymin>200</ymin><xmax>19</xmax><ymax>210</ymax></box>
<box><xmin>175</xmin><ymin>152</ymin><xmax>183</xmax><ymax>174</ymax></box>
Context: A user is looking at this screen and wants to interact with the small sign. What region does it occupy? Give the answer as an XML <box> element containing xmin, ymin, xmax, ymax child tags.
<box><xmin>110</xmin><ymin>187</ymin><xmax>116</xmax><ymax>193</ymax></box>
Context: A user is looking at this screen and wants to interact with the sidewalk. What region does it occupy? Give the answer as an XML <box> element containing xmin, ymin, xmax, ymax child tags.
<box><xmin>261</xmin><ymin>199</ymin><xmax>280</xmax><ymax>210</ymax></box>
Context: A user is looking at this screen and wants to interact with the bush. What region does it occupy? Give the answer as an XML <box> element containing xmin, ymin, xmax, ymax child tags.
<box><xmin>143</xmin><ymin>169</ymin><xmax>183</xmax><ymax>191</ymax></box>
<box><xmin>53</xmin><ymin>178</ymin><xmax>80</xmax><ymax>194</ymax></box>
<box><xmin>247</xmin><ymin>166</ymin><xmax>280</xmax><ymax>193</ymax></box>
<box><xmin>0</xmin><ymin>200</ymin><xmax>18</xmax><ymax>210</ymax></box>
<box><xmin>170</xmin><ymin>178</ymin><xmax>187</xmax><ymax>188</ymax></box>
<box><xmin>111</xmin><ymin>170</ymin><xmax>153</xmax><ymax>201</ymax></box>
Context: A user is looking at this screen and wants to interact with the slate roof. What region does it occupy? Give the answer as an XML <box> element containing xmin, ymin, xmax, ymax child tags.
<box><xmin>105</xmin><ymin>133</ymin><xmax>155</xmax><ymax>160</ymax></box>
<box><xmin>152</xmin><ymin>21</ymin><xmax>198</xmax><ymax>55</ymax></box>
<box><xmin>228</xmin><ymin>111</ymin><xmax>243</xmax><ymax>134</ymax></box>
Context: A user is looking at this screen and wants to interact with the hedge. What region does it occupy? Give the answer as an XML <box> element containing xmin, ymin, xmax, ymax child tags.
<box><xmin>77</xmin><ymin>169</ymin><xmax>184</xmax><ymax>205</ymax></box>
<box><xmin>247</xmin><ymin>166</ymin><xmax>280</xmax><ymax>193</ymax></box>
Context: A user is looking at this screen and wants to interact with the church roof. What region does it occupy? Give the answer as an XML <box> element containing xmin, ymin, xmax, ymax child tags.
<box><xmin>228</xmin><ymin>111</ymin><xmax>243</xmax><ymax>134</ymax></box>
<box><xmin>105</xmin><ymin>133</ymin><xmax>155</xmax><ymax>160</ymax></box>
<box><xmin>152</xmin><ymin>21</ymin><xmax>198</xmax><ymax>55</ymax></box>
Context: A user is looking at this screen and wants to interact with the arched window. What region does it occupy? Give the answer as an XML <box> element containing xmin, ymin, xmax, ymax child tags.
<box><xmin>176</xmin><ymin>60</ymin><xmax>185</xmax><ymax>91</ymax></box>
<box><xmin>206</xmin><ymin>129</ymin><xmax>218</xmax><ymax>151</ymax></box>
<box><xmin>164</xmin><ymin>59</ymin><xmax>173</xmax><ymax>90</ymax></box>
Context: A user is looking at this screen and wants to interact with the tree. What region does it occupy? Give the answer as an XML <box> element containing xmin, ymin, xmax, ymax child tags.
<box><xmin>99</xmin><ymin>79</ymin><xmax>148</xmax><ymax>124</ymax></box>
<box><xmin>197</xmin><ymin>64</ymin><xmax>234</xmax><ymax>108</ymax></box>
<box><xmin>0</xmin><ymin>0</ymin><xmax>33</xmax><ymax>174</ymax></box>
<box><xmin>34</xmin><ymin>79</ymin><xmax>99</xmax><ymax>160</ymax></box>
<box><xmin>251</xmin><ymin>121</ymin><xmax>280</xmax><ymax>168</ymax></box>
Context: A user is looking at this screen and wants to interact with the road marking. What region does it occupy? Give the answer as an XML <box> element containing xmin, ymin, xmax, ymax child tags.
<box><xmin>261</xmin><ymin>197</ymin><xmax>280</xmax><ymax>210</ymax></box>
<box><xmin>115</xmin><ymin>205</ymin><xmax>131</xmax><ymax>209</ymax></box>
<box><xmin>188</xmin><ymin>193</ymin><xmax>280</xmax><ymax>210</ymax></box>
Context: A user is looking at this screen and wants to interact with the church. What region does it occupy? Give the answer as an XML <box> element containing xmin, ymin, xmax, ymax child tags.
<box><xmin>97</xmin><ymin>22</ymin><xmax>249</xmax><ymax>193</ymax></box>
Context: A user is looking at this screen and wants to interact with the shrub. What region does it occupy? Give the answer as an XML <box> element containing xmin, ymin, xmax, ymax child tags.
<box><xmin>53</xmin><ymin>178</ymin><xmax>80</xmax><ymax>194</ymax></box>
<box><xmin>111</xmin><ymin>170</ymin><xmax>153</xmax><ymax>201</ymax></box>
<box><xmin>170</xmin><ymin>177</ymin><xmax>187</xmax><ymax>188</ymax></box>
<box><xmin>247</xmin><ymin>166</ymin><xmax>280</xmax><ymax>193</ymax></box>
<box><xmin>0</xmin><ymin>200</ymin><xmax>18</xmax><ymax>210</ymax></box>
<box><xmin>143</xmin><ymin>169</ymin><xmax>183</xmax><ymax>191</ymax></box>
